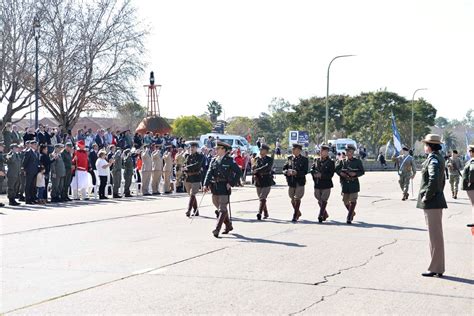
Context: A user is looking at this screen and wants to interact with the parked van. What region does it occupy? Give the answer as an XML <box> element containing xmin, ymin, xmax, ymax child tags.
<box><xmin>199</xmin><ymin>133</ymin><xmax>250</xmax><ymax>152</ymax></box>
<box><xmin>328</xmin><ymin>138</ymin><xmax>358</xmax><ymax>154</ymax></box>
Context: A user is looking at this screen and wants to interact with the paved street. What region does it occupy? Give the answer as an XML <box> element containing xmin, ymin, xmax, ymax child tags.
<box><xmin>1</xmin><ymin>172</ymin><xmax>472</xmax><ymax>315</ymax></box>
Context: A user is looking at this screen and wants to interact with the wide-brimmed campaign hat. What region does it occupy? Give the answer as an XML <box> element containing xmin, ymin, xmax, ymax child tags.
<box><xmin>421</xmin><ymin>134</ymin><xmax>443</xmax><ymax>145</ymax></box>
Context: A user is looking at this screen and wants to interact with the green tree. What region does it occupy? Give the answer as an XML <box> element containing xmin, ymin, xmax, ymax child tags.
<box><xmin>435</xmin><ymin>117</ymin><xmax>449</xmax><ymax>128</ymax></box>
<box><xmin>442</xmin><ymin>130</ymin><xmax>458</xmax><ymax>151</ymax></box>
<box><xmin>172</xmin><ymin>116</ymin><xmax>213</xmax><ymax>139</ymax></box>
<box><xmin>116</xmin><ymin>102</ymin><xmax>147</xmax><ymax>131</ymax></box>
<box><xmin>207</xmin><ymin>100</ymin><xmax>223</xmax><ymax>123</ymax></box>
<box><xmin>226</xmin><ymin>116</ymin><xmax>257</xmax><ymax>137</ymax></box>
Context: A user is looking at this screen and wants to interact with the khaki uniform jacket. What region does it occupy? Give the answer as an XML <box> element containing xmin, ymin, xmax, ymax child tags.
<box><xmin>395</xmin><ymin>154</ymin><xmax>417</xmax><ymax>176</ymax></box>
<box><xmin>141</xmin><ymin>150</ymin><xmax>153</xmax><ymax>172</ymax></box>
<box><xmin>163</xmin><ymin>152</ymin><xmax>173</xmax><ymax>172</ymax></box>
<box><xmin>152</xmin><ymin>150</ymin><xmax>163</xmax><ymax>171</ymax></box>
<box><xmin>5</xmin><ymin>151</ymin><xmax>22</xmax><ymax>178</ymax></box>
<box><xmin>416</xmin><ymin>152</ymin><xmax>447</xmax><ymax>209</ymax></box>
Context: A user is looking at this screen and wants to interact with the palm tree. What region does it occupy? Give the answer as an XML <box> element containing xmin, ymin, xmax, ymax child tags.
<box><xmin>207</xmin><ymin>100</ymin><xmax>223</xmax><ymax>123</ymax></box>
<box><xmin>442</xmin><ymin>130</ymin><xmax>458</xmax><ymax>151</ymax></box>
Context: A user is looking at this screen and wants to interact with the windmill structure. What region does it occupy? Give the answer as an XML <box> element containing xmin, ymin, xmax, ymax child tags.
<box><xmin>135</xmin><ymin>71</ymin><xmax>172</xmax><ymax>135</ymax></box>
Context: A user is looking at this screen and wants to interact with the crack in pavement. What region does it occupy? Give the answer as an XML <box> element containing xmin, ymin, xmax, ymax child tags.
<box><xmin>447</xmin><ymin>210</ymin><xmax>465</xmax><ymax>219</ymax></box>
<box><xmin>289</xmin><ymin>287</ymin><xmax>346</xmax><ymax>316</ymax></box>
<box><xmin>288</xmin><ymin>239</ymin><xmax>398</xmax><ymax>315</ymax></box>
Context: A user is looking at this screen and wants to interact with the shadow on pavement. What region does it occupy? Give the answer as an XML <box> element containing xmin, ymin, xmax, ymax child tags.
<box><xmin>440</xmin><ymin>276</ymin><xmax>474</xmax><ymax>285</ymax></box>
<box><xmin>230</xmin><ymin>233</ymin><xmax>306</xmax><ymax>248</ymax></box>
<box><xmin>322</xmin><ymin>220</ymin><xmax>426</xmax><ymax>231</ymax></box>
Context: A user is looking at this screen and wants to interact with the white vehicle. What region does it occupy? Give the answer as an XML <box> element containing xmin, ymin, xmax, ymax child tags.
<box><xmin>200</xmin><ymin>133</ymin><xmax>250</xmax><ymax>152</ymax></box>
<box><xmin>328</xmin><ymin>138</ymin><xmax>358</xmax><ymax>154</ymax></box>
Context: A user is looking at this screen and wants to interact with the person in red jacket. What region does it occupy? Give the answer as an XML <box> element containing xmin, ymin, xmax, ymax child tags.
<box><xmin>234</xmin><ymin>149</ymin><xmax>245</xmax><ymax>186</ymax></box>
<box><xmin>71</xmin><ymin>140</ymin><xmax>90</xmax><ymax>200</ymax></box>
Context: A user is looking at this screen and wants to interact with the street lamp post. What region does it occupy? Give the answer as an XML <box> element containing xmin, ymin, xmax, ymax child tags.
<box><xmin>33</xmin><ymin>16</ymin><xmax>41</xmax><ymax>129</ymax></box>
<box><xmin>325</xmin><ymin>54</ymin><xmax>355</xmax><ymax>144</ymax></box>
<box><xmin>411</xmin><ymin>88</ymin><xmax>427</xmax><ymax>149</ymax></box>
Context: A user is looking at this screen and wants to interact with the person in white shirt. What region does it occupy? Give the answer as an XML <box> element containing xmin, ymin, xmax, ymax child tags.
<box><xmin>95</xmin><ymin>150</ymin><xmax>114</xmax><ymax>199</ymax></box>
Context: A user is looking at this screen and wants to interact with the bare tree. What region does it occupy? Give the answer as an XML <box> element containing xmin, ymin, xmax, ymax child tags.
<box><xmin>0</xmin><ymin>0</ymin><xmax>38</xmax><ymax>130</ymax></box>
<box><xmin>38</xmin><ymin>0</ymin><xmax>147</xmax><ymax>132</ymax></box>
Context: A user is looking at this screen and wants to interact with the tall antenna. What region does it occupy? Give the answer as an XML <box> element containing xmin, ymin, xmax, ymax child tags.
<box><xmin>144</xmin><ymin>71</ymin><xmax>162</xmax><ymax>117</ymax></box>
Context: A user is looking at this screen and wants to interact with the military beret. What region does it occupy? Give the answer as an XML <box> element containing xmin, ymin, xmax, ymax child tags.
<box><xmin>215</xmin><ymin>141</ymin><xmax>231</xmax><ymax>150</ymax></box>
<box><xmin>345</xmin><ymin>144</ymin><xmax>356</xmax><ymax>151</ymax></box>
<box><xmin>260</xmin><ymin>144</ymin><xmax>270</xmax><ymax>151</ymax></box>
<box><xmin>320</xmin><ymin>144</ymin><xmax>330</xmax><ymax>150</ymax></box>
<box><xmin>292</xmin><ymin>143</ymin><xmax>303</xmax><ymax>150</ymax></box>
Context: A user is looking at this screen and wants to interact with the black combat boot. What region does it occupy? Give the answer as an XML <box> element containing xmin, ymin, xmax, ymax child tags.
<box><xmin>213</xmin><ymin>212</ymin><xmax>227</xmax><ymax>238</ymax></box>
<box><xmin>347</xmin><ymin>202</ymin><xmax>357</xmax><ymax>224</ymax></box>
<box><xmin>186</xmin><ymin>197</ymin><xmax>193</xmax><ymax>217</ymax></box>
<box><xmin>193</xmin><ymin>196</ymin><xmax>199</xmax><ymax>216</ymax></box>
<box><xmin>9</xmin><ymin>198</ymin><xmax>20</xmax><ymax>206</ymax></box>
<box><xmin>295</xmin><ymin>200</ymin><xmax>302</xmax><ymax>220</ymax></box>
<box><xmin>222</xmin><ymin>213</ymin><xmax>233</xmax><ymax>234</ymax></box>
<box><xmin>291</xmin><ymin>199</ymin><xmax>297</xmax><ymax>222</ymax></box>
<box><xmin>318</xmin><ymin>201</ymin><xmax>329</xmax><ymax>223</ymax></box>
<box><xmin>257</xmin><ymin>200</ymin><xmax>264</xmax><ymax>220</ymax></box>
<box><xmin>263</xmin><ymin>200</ymin><xmax>269</xmax><ymax>219</ymax></box>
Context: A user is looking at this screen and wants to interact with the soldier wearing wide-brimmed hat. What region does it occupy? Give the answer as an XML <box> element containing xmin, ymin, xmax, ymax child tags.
<box><xmin>184</xmin><ymin>141</ymin><xmax>204</xmax><ymax>217</ymax></box>
<box><xmin>335</xmin><ymin>143</ymin><xmax>365</xmax><ymax>224</ymax></box>
<box><xmin>283</xmin><ymin>143</ymin><xmax>309</xmax><ymax>222</ymax></box>
<box><xmin>204</xmin><ymin>141</ymin><xmax>242</xmax><ymax>238</ymax></box>
<box><xmin>393</xmin><ymin>145</ymin><xmax>417</xmax><ymax>201</ymax></box>
<box><xmin>311</xmin><ymin>144</ymin><xmax>335</xmax><ymax>223</ymax></box>
<box><xmin>462</xmin><ymin>144</ymin><xmax>474</xmax><ymax>228</ymax></box>
<box><xmin>252</xmin><ymin>144</ymin><xmax>274</xmax><ymax>220</ymax></box>
<box><xmin>416</xmin><ymin>134</ymin><xmax>447</xmax><ymax>278</ymax></box>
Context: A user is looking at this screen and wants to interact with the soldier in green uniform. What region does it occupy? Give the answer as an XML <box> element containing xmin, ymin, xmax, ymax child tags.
<box><xmin>0</xmin><ymin>142</ymin><xmax>5</xmax><ymax>207</ymax></box>
<box><xmin>447</xmin><ymin>150</ymin><xmax>463</xmax><ymax>199</ymax></box>
<box><xmin>50</xmin><ymin>144</ymin><xmax>66</xmax><ymax>203</ymax></box>
<box><xmin>112</xmin><ymin>148</ymin><xmax>123</xmax><ymax>198</ymax></box>
<box><xmin>2</xmin><ymin>123</ymin><xmax>13</xmax><ymax>150</ymax></box>
<box><xmin>204</xmin><ymin>141</ymin><xmax>241</xmax><ymax>238</ymax></box>
<box><xmin>252</xmin><ymin>144</ymin><xmax>274</xmax><ymax>220</ymax></box>
<box><xmin>462</xmin><ymin>145</ymin><xmax>474</xmax><ymax>228</ymax></box>
<box><xmin>122</xmin><ymin>148</ymin><xmax>134</xmax><ymax>197</ymax></box>
<box><xmin>311</xmin><ymin>144</ymin><xmax>335</xmax><ymax>223</ymax></box>
<box><xmin>61</xmin><ymin>142</ymin><xmax>74</xmax><ymax>202</ymax></box>
<box><xmin>183</xmin><ymin>141</ymin><xmax>204</xmax><ymax>217</ymax></box>
<box><xmin>283</xmin><ymin>143</ymin><xmax>309</xmax><ymax>223</ymax></box>
<box><xmin>416</xmin><ymin>134</ymin><xmax>447</xmax><ymax>278</ymax></box>
<box><xmin>393</xmin><ymin>146</ymin><xmax>417</xmax><ymax>200</ymax></box>
<box><xmin>335</xmin><ymin>144</ymin><xmax>365</xmax><ymax>224</ymax></box>
<box><xmin>5</xmin><ymin>143</ymin><xmax>22</xmax><ymax>206</ymax></box>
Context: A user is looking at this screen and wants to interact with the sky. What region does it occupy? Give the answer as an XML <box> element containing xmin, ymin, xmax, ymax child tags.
<box><xmin>133</xmin><ymin>0</ymin><xmax>473</xmax><ymax>121</ymax></box>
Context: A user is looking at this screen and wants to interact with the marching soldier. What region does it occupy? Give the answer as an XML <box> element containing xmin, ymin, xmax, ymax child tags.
<box><xmin>112</xmin><ymin>148</ymin><xmax>123</xmax><ymax>198</ymax></box>
<box><xmin>5</xmin><ymin>144</ymin><xmax>22</xmax><ymax>206</ymax></box>
<box><xmin>252</xmin><ymin>144</ymin><xmax>274</xmax><ymax>220</ymax></box>
<box><xmin>282</xmin><ymin>143</ymin><xmax>309</xmax><ymax>223</ymax></box>
<box><xmin>393</xmin><ymin>146</ymin><xmax>417</xmax><ymax>200</ymax></box>
<box><xmin>311</xmin><ymin>144</ymin><xmax>335</xmax><ymax>223</ymax></box>
<box><xmin>183</xmin><ymin>141</ymin><xmax>204</xmax><ymax>217</ymax></box>
<box><xmin>0</xmin><ymin>142</ymin><xmax>5</xmax><ymax>207</ymax></box>
<box><xmin>204</xmin><ymin>141</ymin><xmax>241</xmax><ymax>238</ymax></box>
<box><xmin>447</xmin><ymin>150</ymin><xmax>463</xmax><ymax>199</ymax></box>
<box><xmin>122</xmin><ymin>148</ymin><xmax>134</xmax><ymax>197</ymax></box>
<box><xmin>335</xmin><ymin>144</ymin><xmax>365</xmax><ymax>224</ymax></box>
<box><xmin>50</xmin><ymin>144</ymin><xmax>66</xmax><ymax>203</ymax></box>
<box><xmin>151</xmin><ymin>144</ymin><xmax>163</xmax><ymax>195</ymax></box>
<box><xmin>61</xmin><ymin>142</ymin><xmax>74</xmax><ymax>202</ymax></box>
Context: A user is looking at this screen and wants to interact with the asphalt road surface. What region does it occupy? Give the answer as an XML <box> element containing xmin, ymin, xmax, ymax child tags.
<box><xmin>1</xmin><ymin>172</ymin><xmax>472</xmax><ymax>315</ymax></box>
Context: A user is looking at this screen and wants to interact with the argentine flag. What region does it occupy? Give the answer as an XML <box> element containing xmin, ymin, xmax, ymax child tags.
<box><xmin>391</xmin><ymin>112</ymin><xmax>402</xmax><ymax>155</ymax></box>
